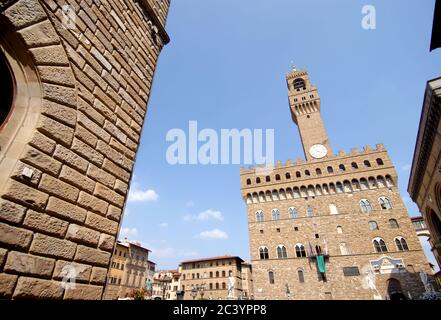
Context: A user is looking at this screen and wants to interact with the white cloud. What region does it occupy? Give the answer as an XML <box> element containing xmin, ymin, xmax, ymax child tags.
<box><xmin>128</xmin><ymin>183</ymin><xmax>159</xmax><ymax>202</ymax></box>
<box><xmin>120</xmin><ymin>227</ymin><xmax>138</xmax><ymax>238</ymax></box>
<box><xmin>195</xmin><ymin>229</ymin><xmax>228</xmax><ymax>240</ymax></box>
<box><xmin>401</xmin><ymin>164</ymin><xmax>412</xmax><ymax>171</ymax></box>
<box><xmin>159</xmin><ymin>222</ymin><xmax>169</xmax><ymax>228</ymax></box>
<box><xmin>184</xmin><ymin>209</ymin><xmax>224</xmax><ymax>221</ymax></box>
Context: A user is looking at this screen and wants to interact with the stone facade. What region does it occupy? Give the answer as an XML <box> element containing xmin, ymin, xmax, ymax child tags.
<box><xmin>408</xmin><ymin>77</ymin><xmax>441</xmax><ymax>271</ymax></box>
<box><xmin>0</xmin><ymin>0</ymin><xmax>169</xmax><ymax>299</ymax></box>
<box><xmin>179</xmin><ymin>256</ymin><xmax>246</xmax><ymax>300</ymax></box>
<box><xmin>240</xmin><ymin>69</ymin><xmax>436</xmax><ymax>300</ymax></box>
<box><xmin>104</xmin><ymin>239</ymin><xmax>154</xmax><ymax>299</ymax></box>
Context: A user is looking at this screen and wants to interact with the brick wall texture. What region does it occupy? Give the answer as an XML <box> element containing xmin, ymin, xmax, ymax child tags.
<box><xmin>0</xmin><ymin>0</ymin><xmax>169</xmax><ymax>299</ymax></box>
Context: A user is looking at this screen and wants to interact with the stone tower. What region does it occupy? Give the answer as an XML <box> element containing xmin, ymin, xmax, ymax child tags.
<box><xmin>0</xmin><ymin>0</ymin><xmax>169</xmax><ymax>299</ymax></box>
<box><xmin>240</xmin><ymin>69</ymin><xmax>436</xmax><ymax>300</ymax></box>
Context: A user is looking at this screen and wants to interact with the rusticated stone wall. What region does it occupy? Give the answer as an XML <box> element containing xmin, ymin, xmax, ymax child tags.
<box><xmin>0</xmin><ymin>0</ymin><xmax>169</xmax><ymax>299</ymax></box>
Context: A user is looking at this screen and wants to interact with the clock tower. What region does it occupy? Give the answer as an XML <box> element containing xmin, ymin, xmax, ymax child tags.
<box><xmin>287</xmin><ymin>68</ymin><xmax>333</xmax><ymax>161</ymax></box>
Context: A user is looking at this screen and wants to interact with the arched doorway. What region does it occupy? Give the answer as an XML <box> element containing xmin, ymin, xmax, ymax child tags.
<box><xmin>387</xmin><ymin>278</ymin><xmax>406</xmax><ymax>300</ymax></box>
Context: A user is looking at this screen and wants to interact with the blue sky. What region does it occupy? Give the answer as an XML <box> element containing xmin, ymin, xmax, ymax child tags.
<box><xmin>120</xmin><ymin>0</ymin><xmax>441</xmax><ymax>270</ymax></box>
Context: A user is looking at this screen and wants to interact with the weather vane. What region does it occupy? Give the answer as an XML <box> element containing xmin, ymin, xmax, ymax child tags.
<box><xmin>290</xmin><ymin>61</ymin><xmax>297</xmax><ymax>71</ymax></box>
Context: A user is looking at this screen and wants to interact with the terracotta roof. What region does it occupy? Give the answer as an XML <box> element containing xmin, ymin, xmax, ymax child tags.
<box><xmin>180</xmin><ymin>255</ymin><xmax>244</xmax><ymax>264</ymax></box>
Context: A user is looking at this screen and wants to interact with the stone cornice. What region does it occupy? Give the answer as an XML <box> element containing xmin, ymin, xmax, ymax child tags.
<box><xmin>137</xmin><ymin>0</ymin><xmax>170</xmax><ymax>45</ymax></box>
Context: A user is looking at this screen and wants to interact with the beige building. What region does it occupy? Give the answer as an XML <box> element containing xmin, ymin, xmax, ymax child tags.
<box><xmin>104</xmin><ymin>239</ymin><xmax>153</xmax><ymax>299</ymax></box>
<box><xmin>240</xmin><ymin>69</ymin><xmax>436</xmax><ymax>300</ymax></box>
<box><xmin>179</xmin><ymin>256</ymin><xmax>246</xmax><ymax>300</ymax></box>
<box><xmin>0</xmin><ymin>0</ymin><xmax>170</xmax><ymax>299</ymax></box>
<box><xmin>408</xmin><ymin>76</ymin><xmax>441</xmax><ymax>288</ymax></box>
<box><xmin>152</xmin><ymin>269</ymin><xmax>180</xmax><ymax>300</ymax></box>
<box><xmin>241</xmin><ymin>262</ymin><xmax>254</xmax><ymax>299</ymax></box>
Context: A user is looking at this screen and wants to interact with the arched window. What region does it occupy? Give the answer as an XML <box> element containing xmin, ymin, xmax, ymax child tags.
<box><xmin>216</xmin><ymin>283</ymin><xmax>219</xmax><ymax>289</ymax></box>
<box><xmin>222</xmin><ymin>271</ymin><xmax>226</xmax><ymax>277</ymax></box>
<box><xmin>256</xmin><ymin>177</ymin><xmax>261</xmax><ymax>183</ymax></box>
<box><xmin>386</xmin><ymin>175</ymin><xmax>394</xmax><ymax>187</ymax></box>
<box><xmin>209</xmin><ymin>283</ymin><xmax>213</xmax><ymax>290</ymax></box>
<box><xmin>297</xmin><ymin>269</ymin><xmax>305</xmax><ymax>283</ymax></box>
<box><xmin>377</xmin><ymin>176</ymin><xmax>386</xmax><ymax>188</ymax></box>
<box><xmin>288</xmin><ymin>207</ymin><xmax>298</xmax><ymax>219</ymax></box>
<box><xmin>339</xmin><ymin>164</ymin><xmax>346</xmax><ymax>172</ymax></box>
<box><xmin>389</xmin><ymin>219</ymin><xmax>399</xmax><ymax>229</ymax></box>
<box><xmin>373</xmin><ymin>238</ymin><xmax>388</xmax><ymax>253</ymax></box>
<box><xmin>360</xmin><ymin>199</ymin><xmax>373</xmax><ymax>213</ymax></box>
<box><xmin>256</xmin><ymin>210</ymin><xmax>264</xmax><ymax>222</ymax></box>
<box><xmin>351</xmin><ymin>162</ymin><xmax>358</xmax><ymax>169</ymax></box>
<box><xmin>360</xmin><ymin>178</ymin><xmax>369</xmax><ymax>190</ymax></box>
<box><xmin>216</xmin><ymin>271</ymin><xmax>219</xmax><ymax>277</ymax></box>
<box><xmin>209</xmin><ymin>271</ymin><xmax>213</xmax><ymax>278</ymax></box>
<box><xmin>369</xmin><ymin>177</ymin><xmax>377</xmax><ymax>188</ymax></box>
<box><xmin>296</xmin><ymin>171</ymin><xmax>301</xmax><ymax>178</ymax></box>
<box><xmin>268</xmin><ymin>271</ymin><xmax>275</xmax><ymax>284</ymax></box>
<box><xmin>364</xmin><ymin>160</ymin><xmax>371</xmax><ymax>167</ymax></box>
<box><xmin>368</xmin><ymin>221</ymin><xmax>379</xmax><ymax>231</ymax></box>
<box><xmin>329</xmin><ymin>204</ymin><xmax>339</xmax><ymax>215</ymax></box>
<box><xmin>376</xmin><ymin>158</ymin><xmax>384</xmax><ymax>165</ymax></box>
<box><xmin>275</xmin><ymin>174</ymin><xmax>281</xmax><ymax>181</ymax></box>
<box><xmin>316</xmin><ymin>168</ymin><xmax>322</xmax><ymax>175</ymax></box>
<box><xmin>327</xmin><ymin>166</ymin><xmax>334</xmax><ymax>174</ymax></box>
<box><xmin>266</xmin><ymin>176</ymin><xmax>270</xmax><ymax>182</ymax></box>
<box><xmin>336</xmin><ymin>182</ymin><xmax>344</xmax><ymax>193</ymax></box>
<box><xmin>305</xmin><ymin>170</ymin><xmax>311</xmax><ymax>176</ymax></box>
<box><xmin>307</xmin><ymin>206</ymin><xmax>314</xmax><ymax>217</ymax></box>
<box><xmin>337</xmin><ymin>226</ymin><xmax>343</xmax><ymax>234</ymax></box>
<box><xmin>339</xmin><ymin>242</ymin><xmax>349</xmax><ymax>255</ymax></box>
<box><xmin>293</xmin><ymin>78</ymin><xmax>306</xmax><ymax>90</ymax></box>
<box><xmin>246</xmin><ymin>179</ymin><xmax>251</xmax><ymax>185</ymax></box>
<box><xmin>295</xmin><ymin>244</ymin><xmax>307</xmax><ymax>257</ymax></box>
<box><xmin>395</xmin><ymin>237</ymin><xmax>409</xmax><ymax>251</ymax></box>
<box><xmin>286</xmin><ymin>172</ymin><xmax>291</xmax><ymax>179</ymax></box>
<box><xmin>277</xmin><ymin>245</ymin><xmax>288</xmax><ymax>259</ymax></box>
<box><xmin>272</xmin><ymin>209</ymin><xmax>280</xmax><ymax>220</ymax></box>
<box><xmin>259</xmin><ymin>246</ymin><xmax>269</xmax><ymax>260</ymax></box>
<box><xmin>379</xmin><ymin>197</ymin><xmax>393</xmax><ymax>210</ymax></box>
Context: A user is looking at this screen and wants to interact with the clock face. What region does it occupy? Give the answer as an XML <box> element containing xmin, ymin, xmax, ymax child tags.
<box><xmin>309</xmin><ymin>144</ymin><xmax>328</xmax><ymax>159</ymax></box>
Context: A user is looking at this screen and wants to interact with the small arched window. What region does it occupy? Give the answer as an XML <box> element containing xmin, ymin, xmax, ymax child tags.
<box><xmin>297</xmin><ymin>269</ymin><xmax>305</xmax><ymax>283</ymax></box>
<box><xmin>395</xmin><ymin>237</ymin><xmax>409</xmax><ymax>251</ymax></box>
<box><xmin>246</xmin><ymin>179</ymin><xmax>251</xmax><ymax>185</ymax></box>
<box><xmin>368</xmin><ymin>221</ymin><xmax>379</xmax><ymax>231</ymax></box>
<box><xmin>259</xmin><ymin>246</ymin><xmax>269</xmax><ymax>260</ymax></box>
<box><xmin>222</xmin><ymin>271</ymin><xmax>226</xmax><ymax>277</ymax></box>
<box><xmin>337</xmin><ymin>226</ymin><xmax>343</xmax><ymax>234</ymax></box>
<box><xmin>360</xmin><ymin>199</ymin><xmax>373</xmax><ymax>213</ymax></box>
<box><xmin>305</xmin><ymin>170</ymin><xmax>311</xmax><ymax>176</ymax></box>
<box><xmin>286</xmin><ymin>172</ymin><xmax>291</xmax><ymax>179</ymax></box>
<box><xmin>275</xmin><ymin>174</ymin><xmax>281</xmax><ymax>181</ymax></box>
<box><xmin>373</xmin><ymin>238</ymin><xmax>388</xmax><ymax>253</ymax></box>
<box><xmin>316</xmin><ymin>168</ymin><xmax>322</xmax><ymax>175</ymax></box>
<box><xmin>295</xmin><ymin>244</ymin><xmax>307</xmax><ymax>257</ymax></box>
<box><xmin>339</xmin><ymin>164</ymin><xmax>346</xmax><ymax>172</ymax></box>
<box><xmin>307</xmin><ymin>206</ymin><xmax>314</xmax><ymax>217</ymax></box>
<box><xmin>364</xmin><ymin>160</ymin><xmax>371</xmax><ymax>167</ymax></box>
<box><xmin>329</xmin><ymin>204</ymin><xmax>339</xmax><ymax>215</ymax></box>
<box><xmin>327</xmin><ymin>166</ymin><xmax>334</xmax><ymax>174</ymax></box>
<box><xmin>209</xmin><ymin>283</ymin><xmax>213</xmax><ymax>290</ymax></box>
<box><xmin>216</xmin><ymin>283</ymin><xmax>219</xmax><ymax>289</ymax></box>
<box><xmin>256</xmin><ymin>210</ymin><xmax>264</xmax><ymax>222</ymax></box>
<box><xmin>379</xmin><ymin>197</ymin><xmax>393</xmax><ymax>210</ymax></box>
<box><xmin>296</xmin><ymin>171</ymin><xmax>301</xmax><ymax>178</ymax></box>
<box><xmin>293</xmin><ymin>78</ymin><xmax>306</xmax><ymax>90</ymax></box>
<box><xmin>389</xmin><ymin>219</ymin><xmax>399</xmax><ymax>229</ymax></box>
<box><xmin>268</xmin><ymin>271</ymin><xmax>275</xmax><ymax>284</ymax></box>
<box><xmin>256</xmin><ymin>177</ymin><xmax>261</xmax><ymax>184</ymax></box>
<box><xmin>339</xmin><ymin>242</ymin><xmax>349</xmax><ymax>255</ymax></box>
<box><xmin>360</xmin><ymin>178</ymin><xmax>369</xmax><ymax>190</ymax></box>
<box><xmin>288</xmin><ymin>207</ymin><xmax>298</xmax><ymax>219</ymax></box>
<box><xmin>272</xmin><ymin>209</ymin><xmax>280</xmax><ymax>220</ymax></box>
<box><xmin>277</xmin><ymin>245</ymin><xmax>288</xmax><ymax>259</ymax></box>
<box><xmin>266</xmin><ymin>176</ymin><xmax>270</xmax><ymax>182</ymax></box>
<box><xmin>351</xmin><ymin>162</ymin><xmax>358</xmax><ymax>169</ymax></box>
<box><xmin>209</xmin><ymin>272</ymin><xmax>213</xmax><ymax>278</ymax></box>
<box><xmin>216</xmin><ymin>271</ymin><xmax>219</xmax><ymax>277</ymax></box>
<box><xmin>376</xmin><ymin>158</ymin><xmax>384</xmax><ymax>165</ymax></box>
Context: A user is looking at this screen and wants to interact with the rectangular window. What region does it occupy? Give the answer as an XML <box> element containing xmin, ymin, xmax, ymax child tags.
<box><xmin>343</xmin><ymin>267</ymin><xmax>360</xmax><ymax>276</ymax></box>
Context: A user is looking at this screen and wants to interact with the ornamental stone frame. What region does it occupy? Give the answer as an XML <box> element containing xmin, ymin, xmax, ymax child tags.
<box><xmin>0</xmin><ymin>0</ymin><xmax>170</xmax><ymax>299</ymax></box>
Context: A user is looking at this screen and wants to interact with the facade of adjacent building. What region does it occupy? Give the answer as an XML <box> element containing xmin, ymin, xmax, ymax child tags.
<box><xmin>408</xmin><ymin>77</ymin><xmax>441</xmax><ymax>288</ymax></box>
<box><xmin>152</xmin><ymin>269</ymin><xmax>179</xmax><ymax>300</ymax></box>
<box><xmin>241</xmin><ymin>262</ymin><xmax>254</xmax><ymax>299</ymax></box>
<box><xmin>179</xmin><ymin>256</ymin><xmax>246</xmax><ymax>300</ymax></box>
<box><xmin>104</xmin><ymin>239</ymin><xmax>153</xmax><ymax>299</ymax></box>
<box><xmin>240</xmin><ymin>69</ymin><xmax>436</xmax><ymax>300</ymax></box>
<box><xmin>0</xmin><ymin>0</ymin><xmax>169</xmax><ymax>299</ymax></box>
